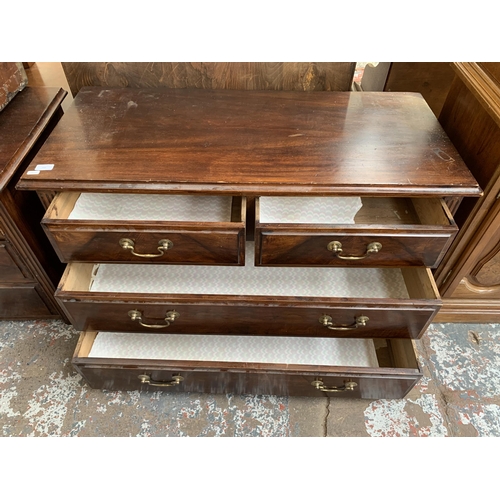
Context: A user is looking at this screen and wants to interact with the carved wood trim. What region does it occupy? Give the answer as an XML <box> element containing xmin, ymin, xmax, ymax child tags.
<box><xmin>452</xmin><ymin>62</ymin><xmax>500</xmax><ymax>127</ymax></box>
<box><xmin>460</xmin><ymin>276</ymin><xmax>500</xmax><ymax>295</ymax></box>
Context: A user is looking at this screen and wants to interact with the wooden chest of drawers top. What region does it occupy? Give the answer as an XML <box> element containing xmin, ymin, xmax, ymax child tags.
<box><xmin>18</xmin><ymin>87</ymin><xmax>480</xmax><ymax>197</ymax></box>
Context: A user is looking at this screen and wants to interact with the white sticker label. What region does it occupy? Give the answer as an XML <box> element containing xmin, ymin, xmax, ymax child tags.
<box><xmin>35</xmin><ymin>164</ymin><xmax>54</xmax><ymax>171</ymax></box>
<box><xmin>27</xmin><ymin>171</ymin><xmax>40</xmax><ymax>175</ymax></box>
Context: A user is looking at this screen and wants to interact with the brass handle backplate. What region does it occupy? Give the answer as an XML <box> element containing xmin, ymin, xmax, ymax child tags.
<box><xmin>312</xmin><ymin>379</ymin><xmax>357</xmax><ymax>393</ymax></box>
<box><xmin>138</xmin><ymin>374</ymin><xmax>184</xmax><ymax>387</ymax></box>
<box><xmin>128</xmin><ymin>309</ymin><xmax>180</xmax><ymax>329</ymax></box>
<box><xmin>119</xmin><ymin>238</ymin><xmax>173</xmax><ymax>258</ymax></box>
<box><xmin>319</xmin><ymin>314</ymin><xmax>369</xmax><ymax>330</ymax></box>
<box><xmin>327</xmin><ymin>241</ymin><xmax>382</xmax><ymax>260</ymax></box>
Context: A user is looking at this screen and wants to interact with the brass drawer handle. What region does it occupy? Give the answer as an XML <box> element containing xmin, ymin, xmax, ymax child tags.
<box><xmin>327</xmin><ymin>241</ymin><xmax>382</xmax><ymax>260</ymax></box>
<box><xmin>138</xmin><ymin>374</ymin><xmax>184</xmax><ymax>387</ymax></box>
<box><xmin>128</xmin><ymin>309</ymin><xmax>180</xmax><ymax>329</ymax></box>
<box><xmin>119</xmin><ymin>238</ymin><xmax>173</xmax><ymax>258</ymax></box>
<box><xmin>312</xmin><ymin>379</ymin><xmax>357</xmax><ymax>392</ymax></box>
<box><xmin>319</xmin><ymin>314</ymin><xmax>369</xmax><ymax>330</ymax></box>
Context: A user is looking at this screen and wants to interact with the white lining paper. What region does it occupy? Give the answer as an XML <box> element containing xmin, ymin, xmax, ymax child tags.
<box><xmin>260</xmin><ymin>196</ymin><xmax>363</xmax><ymax>224</ymax></box>
<box><xmin>89</xmin><ymin>243</ymin><xmax>410</xmax><ymax>298</ymax></box>
<box><xmin>88</xmin><ymin>332</ymin><xmax>380</xmax><ymax>367</ymax></box>
<box><xmin>68</xmin><ymin>193</ymin><xmax>233</xmax><ymax>222</ymax></box>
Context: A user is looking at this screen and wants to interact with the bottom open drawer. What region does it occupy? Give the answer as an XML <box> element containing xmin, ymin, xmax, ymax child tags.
<box><xmin>73</xmin><ymin>331</ymin><xmax>422</xmax><ymax>399</ymax></box>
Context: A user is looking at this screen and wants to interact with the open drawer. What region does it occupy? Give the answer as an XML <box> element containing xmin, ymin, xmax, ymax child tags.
<box><xmin>56</xmin><ymin>243</ymin><xmax>441</xmax><ymax>339</ymax></box>
<box><xmin>73</xmin><ymin>331</ymin><xmax>422</xmax><ymax>399</ymax></box>
<box><xmin>255</xmin><ymin>196</ymin><xmax>457</xmax><ymax>267</ymax></box>
<box><xmin>42</xmin><ymin>192</ymin><xmax>246</xmax><ymax>265</ymax></box>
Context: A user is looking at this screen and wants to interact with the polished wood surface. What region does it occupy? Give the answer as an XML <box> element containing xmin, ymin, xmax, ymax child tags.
<box><xmin>61</xmin><ymin>62</ymin><xmax>356</xmax><ymax>96</ymax></box>
<box><xmin>0</xmin><ymin>87</ymin><xmax>68</xmax><ymax>320</ymax></box>
<box><xmin>18</xmin><ymin>88</ymin><xmax>480</xmax><ymax>197</ymax></box>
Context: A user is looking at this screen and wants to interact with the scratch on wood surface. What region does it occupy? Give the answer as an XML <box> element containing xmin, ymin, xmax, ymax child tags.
<box><xmin>288</xmin><ymin>133</ymin><xmax>304</xmax><ymax>137</ymax></box>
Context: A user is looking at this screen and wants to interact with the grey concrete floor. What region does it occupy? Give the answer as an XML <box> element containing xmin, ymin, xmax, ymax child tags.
<box><xmin>1</xmin><ymin>319</ymin><xmax>500</xmax><ymax>437</ymax></box>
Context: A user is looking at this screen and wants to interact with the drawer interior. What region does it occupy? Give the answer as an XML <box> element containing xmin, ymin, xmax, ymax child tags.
<box><xmin>258</xmin><ymin>196</ymin><xmax>453</xmax><ymax>226</ymax></box>
<box><xmin>89</xmin><ymin>244</ymin><xmax>409</xmax><ymax>298</ymax></box>
<box><xmin>61</xmin><ymin>243</ymin><xmax>439</xmax><ymax>300</ymax></box>
<box><xmin>47</xmin><ymin>192</ymin><xmax>243</xmax><ymax>223</ymax></box>
<box><xmin>76</xmin><ymin>331</ymin><xmax>419</xmax><ymax>371</ymax></box>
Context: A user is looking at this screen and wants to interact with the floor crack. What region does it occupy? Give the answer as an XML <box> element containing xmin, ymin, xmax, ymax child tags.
<box><xmin>324</xmin><ymin>396</ymin><xmax>331</xmax><ymax>437</ymax></box>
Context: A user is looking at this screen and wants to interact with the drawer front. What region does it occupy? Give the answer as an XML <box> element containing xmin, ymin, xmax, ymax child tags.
<box><xmin>74</xmin><ymin>365</ymin><xmax>420</xmax><ymax>399</ymax></box>
<box><xmin>43</xmin><ymin>193</ymin><xmax>246</xmax><ymax>265</ymax></box>
<box><xmin>44</xmin><ymin>227</ymin><xmax>245</xmax><ymax>264</ymax></box>
<box><xmin>59</xmin><ymin>299</ymin><xmax>438</xmax><ymax>340</ymax></box>
<box><xmin>255</xmin><ymin>197</ymin><xmax>457</xmax><ymax>268</ymax></box>
<box><xmin>256</xmin><ymin>231</ymin><xmax>454</xmax><ymax>268</ymax></box>
<box><xmin>73</xmin><ymin>332</ymin><xmax>422</xmax><ymax>399</ymax></box>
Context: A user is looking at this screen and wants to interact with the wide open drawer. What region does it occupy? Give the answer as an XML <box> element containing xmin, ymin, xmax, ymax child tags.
<box><xmin>255</xmin><ymin>196</ymin><xmax>457</xmax><ymax>268</ymax></box>
<box><xmin>42</xmin><ymin>192</ymin><xmax>246</xmax><ymax>265</ymax></box>
<box><xmin>73</xmin><ymin>331</ymin><xmax>422</xmax><ymax>399</ymax></box>
<box><xmin>56</xmin><ymin>244</ymin><xmax>441</xmax><ymax>339</ymax></box>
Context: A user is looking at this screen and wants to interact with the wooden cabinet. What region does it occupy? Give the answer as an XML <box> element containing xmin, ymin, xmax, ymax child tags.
<box><xmin>433</xmin><ymin>63</ymin><xmax>500</xmax><ymax>322</ymax></box>
<box><xmin>0</xmin><ymin>87</ymin><xmax>68</xmax><ymax>320</ymax></box>
<box><xmin>18</xmin><ymin>87</ymin><xmax>480</xmax><ymax>398</ymax></box>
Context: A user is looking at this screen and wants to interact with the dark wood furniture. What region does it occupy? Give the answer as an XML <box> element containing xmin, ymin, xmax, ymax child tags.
<box><xmin>18</xmin><ymin>87</ymin><xmax>480</xmax><ymax>398</ymax></box>
<box><xmin>0</xmin><ymin>86</ymin><xmax>68</xmax><ymax>319</ymax></box>
<box><xmin>433</xmin><ymin>63</ymin><xmax>500</xmax><ymax>322</ymax></box>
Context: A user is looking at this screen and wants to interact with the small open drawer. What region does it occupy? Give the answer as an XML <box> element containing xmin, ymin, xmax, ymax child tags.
<box><xmin>42</xmin><ymin>192</ymin><xmax>246</xmax><ymax>265</ymax></box>
<box><xmin>73</xmin><ymin>331</ymin><xmax>422</xmax><ymax>399</ymax></box>
<box><xmin>56</xmin><ymin>243</ymin><xmax>441</xmax><ymax>339</ymax></box>
<box><xmin>255</xmin><ymin>196</ymin><xmax>457</xmax><ymax>267</ymax></box>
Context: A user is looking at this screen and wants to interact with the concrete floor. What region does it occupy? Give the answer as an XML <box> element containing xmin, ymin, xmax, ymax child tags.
<box><xmin>1</xmin><ymin>319</ymin><xmax>500</xmax><ymax>436</ymax></box>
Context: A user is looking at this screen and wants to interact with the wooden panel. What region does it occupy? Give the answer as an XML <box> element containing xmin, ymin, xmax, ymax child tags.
<box><xmin>0</xmin><ymin>283</ymin><xmax>53</xmax><ymax>318</ymax></box>
<box><xmin>18</xmin><ymin>88</ymin><xmax>480</xmax><ymax>197</ymax></box>
<box><xmin>434</xmin><ymin>65</ymin><xmax>500</xmax><ymax>298</ymax></box>
<box><xmin>61</xmin><ymin>62</ymin><xmax>356</xmax><ymax>96</ymax></box>
<box><xmin>0</xmin><ymin>63</ymin><xmax>27</xmax><ymax>112</ymax></box>
<box><xmin>383</xmin><ymin>62</ymin><xmax>456</xmax><ymax>117</ymax></box>
<box><xmin>0</xmin><ymin>242</ymin><xmax>32</xmax><ymax>281</ymax></box>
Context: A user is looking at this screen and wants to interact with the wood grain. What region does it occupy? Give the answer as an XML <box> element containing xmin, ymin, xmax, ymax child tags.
<box><xmin>383</xmin><ymin>62</ymin><xmax>456</xmax><ymax>117</ymax></box>
<box><xmin>18</xmin><ymin>88</ymin><xmax>480</xmax><ymax>197</ymax></box>
<box><xmin>61</xmin><ymin>62</ymin><xmax>356</xmax><ymax>96</ymax></box>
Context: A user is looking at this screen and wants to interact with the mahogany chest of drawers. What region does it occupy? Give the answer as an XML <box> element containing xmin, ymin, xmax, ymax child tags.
<box><xmin>18</xmin><ymin>87</ymin><xmax>480</xmax><ymax>399</ymax></box>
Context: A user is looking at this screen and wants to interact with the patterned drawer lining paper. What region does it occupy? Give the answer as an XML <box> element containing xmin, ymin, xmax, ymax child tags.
<box><xmin>90</xmin><ymin>242</ymin><xmax>410</xmax><ymax>298</ymax></box>
<box><xmin>259</xmin><ymin>197</ymin><xmax>363</xmax><ymax>224</ymax></box>
<box><xmin>68</xmin><ymin>194</ymin><xmax>233</xmax><ymax>222</ymax></box>
<box><xmin>88</xmin><ymin>332</ymin><xmax>380</xmax><ymax>367</ymax></box>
